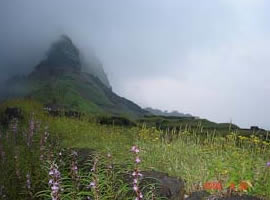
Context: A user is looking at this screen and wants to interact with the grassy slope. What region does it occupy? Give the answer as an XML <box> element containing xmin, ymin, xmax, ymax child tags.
<box><xmin>4</xmin><ymin>72</ymin><xmax>147</xmax><ymax>118</ymax></box>
<box><xmin>0</xmin><ymin>100</ymin><xmax>270</xmax><ymax>198</ymax></box>
<box><xmin>137</xmin><ymin>115</ymin><xmax>269</xmax><ymax>137</ymax></box>
<box><xmin>30</xmin><ymin>75</ymin><xmax>104</xmax><ymax>114</ymax></box>
<box><xmin>5</xmin><ymin>72</ymin><xmax>254</xmax><ymax>133</ymax></box>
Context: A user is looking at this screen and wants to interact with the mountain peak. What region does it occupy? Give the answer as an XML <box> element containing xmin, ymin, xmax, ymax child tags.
<box><xmin>29</xmin><ymin>35</ymin><xmax>111</xmax><ymax>88</ymax></box>
<box><xmin>30</xmin><ymin>35</ymin><xmax>81</xmax><ymax>78</ymax></box>
<box><xmin>46</xmin><ymin>34</ymin><xmax>81</xmax><ymax>69</ymax></box>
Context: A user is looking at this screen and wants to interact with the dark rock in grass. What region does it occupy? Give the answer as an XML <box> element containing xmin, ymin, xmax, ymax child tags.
<box><xmin>217</xmin><ymin>195</ymin><xmax>265</xmax><ymax>200</ymax></box>
<box><xmin>65</xmin><ymin>110</ymin><xmax>82</xmax><ymax>119</ymax></box>
<box><xmin>4</xmin><ymin>107</ymin><xmax>22</xmax><ymax>120</ymax></box>
<box><xmin>144</xmin><ymin>171</ymin><xmax>185</xmax><ymax>200</ymax></box>
<box><xmin>43</xmin><ymin>103</ymin><xmax>65</xmax><ymax>117</ymax></box>
<box><xmin>125</xmin><ymin>170</ymin><xmax>185</xmax><ymax>200</ymax></box>
<box><xmin>1</xmin><ymin>107</ymin><xmax>23</xmax><ymax>127</ymax></box>
<box><xmin>98</xmin><ymin>116</ymin><xmax>136</xmax><ymax>127</ymax></box>
<box><xmin>185</xmin><ymin>192</ymin><xmax>265</xmax><ymax>200</ymax></box>
<box><xmin>185</xmin><ymin>190</ymin><xmax>210</xmax><ymax>200</ymax></box>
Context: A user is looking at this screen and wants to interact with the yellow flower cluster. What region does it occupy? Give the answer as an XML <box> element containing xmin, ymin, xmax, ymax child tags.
<box><xmin>237</xmin><ymin>134</ymin><xmax>270</xmax><ymax>146</ymax></box>
<box><xmin>226</xmin><ymin>132</ymin><xmax>237</xmax><ymax>140</ymax></box>
<box><xmin>238</xmin><ymin>136</ymin><xmax>248</xmax><ymax>140</ymax></box>
<box><xmin>138</xmin><ymin>126</ymin><xmax>162</xmax><ymax>142</ymax></box>
<box><xmin>223</xmin><ymin>133</ymin><xmax>270</xmax><ymax>152</ymax></box>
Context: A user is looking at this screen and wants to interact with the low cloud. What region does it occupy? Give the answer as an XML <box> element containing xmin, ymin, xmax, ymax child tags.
<box><xmin>0</xmin><ymin>0</ymin><xmax>269</xmax><ymax>128</ymax></box>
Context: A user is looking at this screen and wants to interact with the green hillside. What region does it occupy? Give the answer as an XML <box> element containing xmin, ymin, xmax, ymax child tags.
<box><xmin>3</xmin><ymin>72</ymin><xmax>148</xmax><ymax>118</ymax></box>
<box><xmin>1</xmin><ymin>35</ymin><xmax>148</xmax><ymax>118</ymax></box>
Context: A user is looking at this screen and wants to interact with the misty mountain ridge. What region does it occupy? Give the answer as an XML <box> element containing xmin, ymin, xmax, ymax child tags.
<box><xmin>1</xmin><ymin>35</ymin><xmax>147</xmax><ymax>117</ymax></box>
<box><xmin>145</xmin><ymin>107</ymin><xmax>194</xmax><ymax>118</ymax></box>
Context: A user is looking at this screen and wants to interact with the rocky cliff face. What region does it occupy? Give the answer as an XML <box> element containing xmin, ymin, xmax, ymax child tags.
<box><xmin>80</xmin><ymin>52</ymin><xmax>111</xmax><ymax>88</ymax></box>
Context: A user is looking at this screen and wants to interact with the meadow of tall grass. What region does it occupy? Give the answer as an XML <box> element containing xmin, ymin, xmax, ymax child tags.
<box><xmin>0</xmin><ymin>99</ymin><xmax>269</xmax><ymax>199</ymax></box>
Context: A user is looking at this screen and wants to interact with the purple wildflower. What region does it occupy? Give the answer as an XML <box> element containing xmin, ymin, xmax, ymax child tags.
<box><xmin>44</xmin><ymin>127</ymin><xmax>49</xmax><ymax>142</ymax></box>
<box><xmin>135</xmin><ymin>157</ymin><xmax>141</xmax><ymax>164</ymax></box>
<box><xmin>131</xmin><ymin>146</ymin><xmax>136</xmax><ymax>152</ymax></box>
<box><xmin>133</xmin><ymin>185</ymin><xmax>139</xmax><ymax>192</ymax></box>
<box><xmin>107</xmin><ymin>152</ymin><xmax>113</xmax><ymax>170</ymax></box>
<box><xmin>91</xmin><ymin>157</ymin><xmax>98</xmax><ymax>172</ymax></box>
<box><xmin>40</xmin><ymin>127</ymin><xmax>50</xmax><ymax>161</ymax></box>
<box><xmin>48</xmin><ymin>179</ymin><xmax>53</xmax><ymax>185</ymax></box>
<box><xmin>10</xmin><ymin>118</ymin><xmax>18</xmax><ymax>144</ymax></box>
<box><xmin>89</xmin><ymin>156</ymin><xmax>100</xmax><ymax>199</ymax></box>
<box><xmin>0</xmin><ymin>150</ymin><xmax>5</xmax><ymax>164</ymax></box>
<box><xmin>27</xmin><ymin>116</ymin><xmax>35</xmax><ymax>147</ymax></box>
<box><xmin>49</xmin><ymin>163</ymin><xmax>62</xmax><ymax>200</ymax></box>
<box><xmin>88</xmin><ymin>181</ymin><xmax>96</xmax><ymax>189</ymax></box>
<box><xmin>14</xmin><ymin>151</ymin><xmax>21</xmax><ymax>179</ymax></box>
<box><xmin>70</xmin><ymin>150</ymin><xmax>80</xmax><ymax>188</ymax></box>
<box><xmin>0</xmin><ymin>133</ymin><xmax>5</xmax><ymax>164</ymax></box>
<box><xmin>26</xmin><ymin>173</ymin><xmax>31</xmax><ymax>190</ymax></box>
<box><xmin>267</xmin><ymin>161</ymin><xmax>270</xmax><ymax>167</ymax></box>
<box><xmin>131</xmin><ymin>145</ymin><xmax>143</xmax><ymax>200</ymax></box>
<box><xmin>0</xmin><ymin>185</ymin><xmax>6</xmax><ymax>199</ymax></box>
<box><xmin>131</xmin><ymin>146</ymin><xmax>140</xmax><ymax>154</ymax></box>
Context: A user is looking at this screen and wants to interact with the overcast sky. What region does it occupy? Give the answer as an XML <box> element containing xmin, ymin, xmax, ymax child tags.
<box><xmin>0</xmin><ymin>0</ymin><xmax>270</xmax><ymax>129</ymax></box>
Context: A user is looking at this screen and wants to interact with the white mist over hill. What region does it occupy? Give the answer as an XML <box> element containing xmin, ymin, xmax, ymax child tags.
<box><xmin>0</xmin><ymin>0</ymin><xmax>270</xmax><ymax>129</ymax></box>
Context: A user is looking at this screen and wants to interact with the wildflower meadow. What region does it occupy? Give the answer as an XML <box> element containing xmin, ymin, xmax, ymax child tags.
<box><xmin>0</xmin><ymin>100</ymin><xmax>269</xmax><ymax>199</ymax></box>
